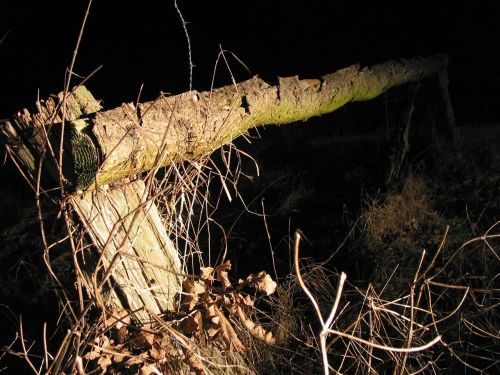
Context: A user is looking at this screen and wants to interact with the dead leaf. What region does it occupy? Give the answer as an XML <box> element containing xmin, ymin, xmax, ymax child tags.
<box><xmin>265</xmin><ymin>331</ymin><xmax>274</xmax><ymax>344</ymax></box>
<box><xmin>97</xmin><ymin>355</ymin><xmax>112</xmax><ymax>374</ymax></box>
<box><xmin>140</xmin><ymin>363</ymin><xmax>162</xmax><ymax>375</ymax></box>
<box><xmin>215</xmin><ymin>260</ymin><xmax>232</xmax><ymax>289</ymax></box>
<box><xmin>210</xmin><ymin>315</ymin><xmax>220</xmax><ymax>325</ymax></box>
<box><xmin>124</xmin><ymin>352</ymin><xmax>148</xmax><ymax>366</ymax></box>
<box><xmin>179</xmin><ymin>311</ymin><xmax>202</xmax><ymax>335</ymax></box>
<box><xmin>111</xmin><ymin>347</ymin><xmax>130</xmax><ymax>363</ymax></box>
<box><xmin>237</xmin><ymin>306</ymin><xmax>275</xmax><ymax>345</ymax></box>
<box><xmin>214</xmin><ymin>305</ymin><xmax>246</xmax><ymax>352</ymax></box>
<box><xmin>183</xmin><ymin>295</ymin><xmax>199</xmax><ymax>310</ymax></box>
<box><xmin>184</xmin><ymin>278</ymin><xmax>207</xmax><ymax>296</ymax></box>
<box><xmin>206</xmin><ymin>322</ymin><xmax>220</xmax><ymax>338</ymax></box>
<box><xmin>115</xmin><ymin>325</ymin><xmax>128</xmax><ymax>344</ymax></box>
<box><xmin>185</xmin><ymin>350</ymin><xmax>207</xmax><ymax>375</ymax></box>
<box><xmin>199</xmin><ymin>266</ymin><xmax>214</xmax><ymax>281</ymax></box>
<box><xmin>206</xmin><ymin>303</ymin><xmax>217</xmax><ymax>318</ymax></box>
<box><xmin>130</xmin><ymin>330</ymin><xmax>155</xmax><ymax>349</ymax></box>
<box><xmin>235</xmin><ymin>293</ymin><xmax>254</xmax><ymax>307</ymax></box>
<box><xmin>83</xmin><ymin>349</ymin><xmax>100</xmax><ymax>361</ymax></box>
<box><xmin>248</xmin><ymin>272</ymin><xmax>277</xmax><ymax>295</ymax></box>
<box><xmin>143</xmin><ymin>332</ymin><xmax>156</xmax><ymax>347</ymax></box>
<box><xmin>225</xmin><ymin>302</ymin><xmax>238</xmax><ymax>315</ymax></box>
<box><xmin>149</xmin><ymin>344</ymin><xmax>161</xmax><ymax>360</ymax></box>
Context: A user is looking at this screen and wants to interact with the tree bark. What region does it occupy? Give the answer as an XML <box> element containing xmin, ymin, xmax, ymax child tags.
<box><xmin>87</xmin><ymin>54</ymin><xmax>448</xmax><ymax>189</ymax></box>
<box><xmin>71</xmin><ymin>179</ymin><xmax>182</xmax><ymax>317</ymax></box>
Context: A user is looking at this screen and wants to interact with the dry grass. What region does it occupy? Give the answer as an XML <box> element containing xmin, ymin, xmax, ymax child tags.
<box><xmin>254</xmin><ymin>223</ymin><xmax>499</xmax><ymax>374</ymax></box>
<box><xmin>3</xmin><ymin>97</ymin><xmax>500</xmax><ymax>374</ymax></box>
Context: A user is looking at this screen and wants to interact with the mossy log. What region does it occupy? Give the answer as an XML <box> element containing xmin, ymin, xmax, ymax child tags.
<box><xmin>0</xmin><ymin>88</ymin><xmax>183</xmax><ymax>322</ymax></box>
<box><xmin>0</xmin><ymin>53</ymin><xmax>454</xmax><ymax>372</ymax></box>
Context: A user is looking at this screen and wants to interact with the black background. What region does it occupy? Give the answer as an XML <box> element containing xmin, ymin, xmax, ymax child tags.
<box><xmin>0</xmin><ymin>1</ymin><xmax>499</xmax><ymax>124</ymax></box>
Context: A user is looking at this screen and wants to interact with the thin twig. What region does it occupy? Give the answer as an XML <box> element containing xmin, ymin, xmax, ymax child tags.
<box><xmin>43</xmin><ymin>322</ymin><xmax>49</xmax><ymax>371</ymax></box>
<box><xmin>294</xmin><ymin>231</ymin><xmax>324</xmax><ymax>326</ymax></box>
<box><xmin>327</xmin><ymin>328</ymin><xmax>442</xmax><ymax>353</ymax></box>
<box><xmin>19</xmin><ymin>316</ymin><xmax>39</xmax><ymax>374</ymax></box>
<box><xmin>174</xmin><ymin>0</ymin><xmax>193</xmax><ymax>91</ymax></box>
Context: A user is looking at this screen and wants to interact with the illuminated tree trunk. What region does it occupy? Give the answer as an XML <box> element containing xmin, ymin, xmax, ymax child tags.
<box><xmin>0</xmin><ymin>53</ymin><xmax>453</xmax><ymax>322</ymax></box>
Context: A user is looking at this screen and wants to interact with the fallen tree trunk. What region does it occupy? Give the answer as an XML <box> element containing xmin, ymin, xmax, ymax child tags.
<box><xmin>2</xmin><ymin>54</ymin><xmax>451</xmax><ymax>192</ymax></box>
<box><xmin>90</xmin><ymin>53</ymin><xmax>451</xmax><ymax>189</ymax></box>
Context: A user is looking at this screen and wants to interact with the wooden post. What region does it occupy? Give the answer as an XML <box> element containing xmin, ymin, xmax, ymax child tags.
<box><xmin>72</xmin><ymin>180</ymin><xmax>182</xmax><ymax>319</ymax></box>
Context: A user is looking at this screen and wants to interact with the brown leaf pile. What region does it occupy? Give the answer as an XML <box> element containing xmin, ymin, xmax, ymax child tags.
<box><xmin>181</xmin><ymin>260</ymin><xmax>277</xmax><ymax>351</ymax></box>
<box><xmin>82</xmin><ymin>311</ymin><xmax>183</xmax><ymax>374</ymax></box>
<box><xmin>80</xmin><ymin>264</ymin><xmax>277</xmax><ymax>374</ymax></box>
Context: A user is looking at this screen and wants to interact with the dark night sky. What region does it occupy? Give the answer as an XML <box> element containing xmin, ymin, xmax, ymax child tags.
<box><xmin>0</xmin><ymin>1</ymin><xmax>499</xmax><ymax>124</ymax></box>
